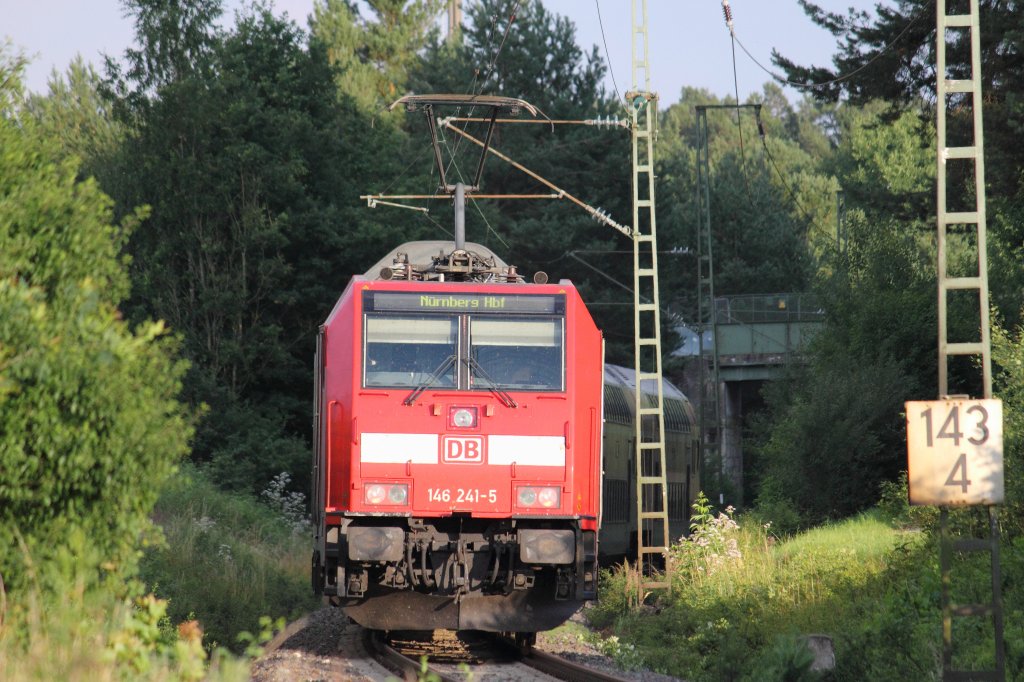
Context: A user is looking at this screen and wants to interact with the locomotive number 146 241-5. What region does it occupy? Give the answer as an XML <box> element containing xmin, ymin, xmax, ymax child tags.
<box><xmin>427</xmin><ymin>487</ymin><xmax>498</xmax><ymax>504</ymax></box>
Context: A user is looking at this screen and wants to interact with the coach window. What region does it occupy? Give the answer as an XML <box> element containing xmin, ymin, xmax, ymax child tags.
<box><xmin>363</xmin><ymin>315</ymin><xmax>458</xmax><ymax>388</ymax></box>
<box><xmin>469</xmin><ymin>317</ymin><xmax>564</xmax><ymax>391</ymax></box>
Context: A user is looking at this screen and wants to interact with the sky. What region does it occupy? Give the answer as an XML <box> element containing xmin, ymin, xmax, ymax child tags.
<box><xmin>5</xmin><ymin>1</ymin><xmax>885</xmax><ymax>102</ymax></box>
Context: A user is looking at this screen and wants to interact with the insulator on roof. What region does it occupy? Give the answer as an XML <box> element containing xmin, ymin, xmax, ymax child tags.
<box><xmin>722</xmin><ymin>0</ymin><xmax>734</xmax><ymax>35</ymax></box>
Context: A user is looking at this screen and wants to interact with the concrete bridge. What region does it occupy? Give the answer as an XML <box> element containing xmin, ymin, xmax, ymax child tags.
<box><xmin>674</xmin><ymin>293</ymin><xmax>824</xmax><ymax>505</ymax></box>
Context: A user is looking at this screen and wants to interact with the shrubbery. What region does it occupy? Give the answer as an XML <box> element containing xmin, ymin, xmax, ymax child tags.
<box><xmin>592</xmin><ymin>491</ymin><xmax>1024</xmax><ymax>680</ymax></box>
<box><xmin>0</xmin><ymin>57</ymin><xmax>207</xmax><ymax>679</ymax></box>
<box><xmin>139</xmin><ymin>464</ymin><xmax>318</xmax><ymax>652</ymax></box>
<box><xmin>0</xmin><ymin>56</ymin><xmax>191</xmax><ymax>598</ymax></box>
<box><xmin>590</xmin><ymin>498</ymin><xmax>948</xmax><ymax>680</ymax></box>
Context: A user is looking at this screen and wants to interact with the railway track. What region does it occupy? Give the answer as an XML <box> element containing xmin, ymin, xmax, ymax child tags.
<box><xmin>254</xmin><ymin>608</ymin><xmax>645</xmax><ymax>681</ymax></box>
<box><xmin>367</xmin><ymin>627</ymin><xmax>634</xmax><ymax>682</ymax></box>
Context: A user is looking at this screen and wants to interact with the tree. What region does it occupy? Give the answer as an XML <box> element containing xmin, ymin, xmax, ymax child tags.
<box><xmin>106</xmin><ymin>0</ymin><xmax>223</xmax><ymax>102</ymax></box>
<box><xmin>310</xmin><ymin>0</ymin><xmax>442</xmax><ymax>113</ymax></box>
<box><xmin>107</xmin><ymin>1</ymin><xmax>414</xmax><ymax>492</ymax></box>
<box><xmin>410</xmin><ymin>0</ymin><xmax>643</xmax><ymax>358</ymax></box>
<box><xmin>0</xmin><ymin>57</ymin><xmax>191</xmax><ymax>594</ymax></box>
<box><xmin>24</xmin><ymin>57</ymin><xmax>125</xmax><ymax>187</ymax></box>
<box><xmin>655</xmin><ymin>87</ymin><xmax>827</xmax><ymax>329</ymax></box>
<box><xmin>776</xmin><ymin>0</ymin><xmax>1024</xmax><ymax>327</ymax></box>
<box><xmin>751</xmin><ymin>103</ymin><xmax>938</xmax><ymax>523</ymax></box>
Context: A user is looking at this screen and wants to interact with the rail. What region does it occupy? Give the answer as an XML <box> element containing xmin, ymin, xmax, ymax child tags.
<box><xmin>367</xmin><ymin>627</ymin><xmax>634</xmax><ymax>681</ymax></box>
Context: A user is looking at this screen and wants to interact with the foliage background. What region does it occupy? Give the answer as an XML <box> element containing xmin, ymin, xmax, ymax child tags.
<box><xmin>4</xmin><ymin>0</ymin><xmax>1024</xmax><ymax>677</ymax></box>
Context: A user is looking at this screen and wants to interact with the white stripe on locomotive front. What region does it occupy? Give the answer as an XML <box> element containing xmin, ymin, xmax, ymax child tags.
<box><xmin>360</xmin><ymin>433</ymin><xmax>438</xmax><ymax>463</ymax></box>
<box><xmin>488</xmin><ymin>435</ymin><xmax>565</xmax><ymax>466</ymax></box>
<box><xmin>360</xmin><ymin>433</ymin><xmax>565</xmax><ymax>466</ymax></box>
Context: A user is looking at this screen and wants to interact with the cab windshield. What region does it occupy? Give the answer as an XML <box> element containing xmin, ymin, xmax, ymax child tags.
<box><xmin>361</xmin><ymin>292</ymin><xmax>567</xmax><ymax>392</ymax></box>
<box><xmin>470</xmin><ymin>317</ymin><xmax>563</xmax><ymax>391</ymax></box>
<box><xmin>363</xmin><ymin>315</ymin><xmax>457</xmax><ymax>388</ymax></box>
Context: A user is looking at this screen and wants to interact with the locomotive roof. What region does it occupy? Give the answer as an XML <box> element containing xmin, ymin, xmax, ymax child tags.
<box><xmin>604</xmin><ymin>363</ymin><xmax>687</xmax><ymax>401</ymax></box>
<box><xmin>362</xmin><ymin>241</ymin><xmax>509</xmax><ymax>280</ymax></box>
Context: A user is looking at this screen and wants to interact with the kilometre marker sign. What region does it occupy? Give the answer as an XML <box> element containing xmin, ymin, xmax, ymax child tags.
<box><xmin>906</xmin><ymin>399</ymin><xmax>1003</xmax><ymax>506</ymax></box>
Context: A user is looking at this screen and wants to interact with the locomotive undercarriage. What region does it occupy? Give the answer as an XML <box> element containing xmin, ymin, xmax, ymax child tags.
<box><xmin>313</xmin><ymin>517</ymin><xmax>597</xmax><ymax>631</ymax></box>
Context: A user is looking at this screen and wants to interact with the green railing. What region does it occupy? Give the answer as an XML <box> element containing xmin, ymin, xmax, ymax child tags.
<box><xmin>714</xmin><ymin>293</ymin><xmax>823</xmax><ymax>325</ymax></box>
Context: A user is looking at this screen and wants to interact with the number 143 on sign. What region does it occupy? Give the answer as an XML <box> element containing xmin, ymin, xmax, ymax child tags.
<box><xmin>906</xmin><ymin>399</ymin><xmax>1003</xmax><ymax>506</ymax></box>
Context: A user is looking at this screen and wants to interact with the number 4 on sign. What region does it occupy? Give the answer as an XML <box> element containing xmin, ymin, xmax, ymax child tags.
<box><xmin>906</xmin><ymin>399</ymin><xmax>1003</xmax><ymax>506</ymax></box>
<box><xmin>944</xmin><ymin>453</ymin><xmax>970</xmax><ymax>494</ymax></box>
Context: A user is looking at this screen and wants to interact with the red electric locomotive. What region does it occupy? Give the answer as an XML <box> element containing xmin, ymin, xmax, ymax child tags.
<box><xmin>311</xmin><ymin>240</ymin><xmax>603</xmax><ymax>633</ymax></box>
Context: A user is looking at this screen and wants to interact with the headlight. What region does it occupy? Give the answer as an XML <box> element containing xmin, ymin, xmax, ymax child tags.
<box><xmin>348</xmin><ymin>527</ymin><xmax>404</xmax><ymax>562</ymax></box>
<box><xmin>364</xmin><ymin>483</ymin><xmax>409</xmax><ymax>506</ymax></box>
<box><xmin>449</xmin><ymin>406</ymin><xmax>479</xmax><ymax>428</ymax></box>
<box><xmin>516</xmin><ymin>486</ymin><xmax>561</xmax><ymax>509</ymax></box>
<box><xmin>538</xmin><ymin>487</ymin><xmax>560</xmax><ymax>508</ymax></box>
<box><xmin>388</xmin><ymin>484</ymin><xmax>408</xmax><ymax>504</ymax></box>
<box><xmin>519</xmin><ymin>529</ymin><xmax>575</xmax><ymax>564</ymax></box>
<box><xmin>365</xmin><ymin>484</ymin><xmax>387</xmax><ymax>504</ymax></box>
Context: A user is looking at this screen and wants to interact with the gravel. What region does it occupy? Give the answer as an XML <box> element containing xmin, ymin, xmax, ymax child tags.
<box><xmin>252</xmin><ymin>604</ymin><xmax>685</xmax><ymax>681</ymax></box>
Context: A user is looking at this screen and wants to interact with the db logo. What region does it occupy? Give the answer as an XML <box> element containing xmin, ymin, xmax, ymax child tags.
<box><xmin>441</xmin><ymin>435</ymin><xmax>486</xmax><ymax>464</ymax></box>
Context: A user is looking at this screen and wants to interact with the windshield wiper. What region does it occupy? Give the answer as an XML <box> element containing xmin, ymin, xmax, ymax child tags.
<box><xmin>403</xmin><ymin>354</ymin><xmax>456</xmax><ymax>406</ymax></box>
<box><xmin>464</xmin><ymin>357</ymin><xmax>518</xmax><ymax>408</ymax></box>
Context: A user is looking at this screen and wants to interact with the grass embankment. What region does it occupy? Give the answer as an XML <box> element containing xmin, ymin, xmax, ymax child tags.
<box><xmin>0</xmin><ymin>573</ymin><xmax>251</xmax><ymax>682</ymax></box>
<box><xmin>586</xmin><ymin>499</ymin><xmax>1023</xmax><ymax>681</ymax></box>
<box><xmin>0</xmin><ymin>464</ymin><xmax>317</xmax><ymax>681</ymax></box>
<box><xmin>140</xmin><ymin>464</ymin><xmax>320</xmax><ymax>653</ymax></box>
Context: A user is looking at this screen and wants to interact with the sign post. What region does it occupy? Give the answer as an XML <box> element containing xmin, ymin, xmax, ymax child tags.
<box><xmin>907</xmin><ymin>396</ymin><xmax>1006</xmax><ymax>680</ymax></box>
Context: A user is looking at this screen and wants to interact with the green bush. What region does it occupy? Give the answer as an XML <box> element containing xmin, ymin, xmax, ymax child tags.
<box><xmin>595</xmin><ymin>505</ymin><xmax>952</xmax><ymax>681</ymax></box>
<box><xmin>992</xmin><ymin>310</ymin><xmax>1024</xmax><ymax>536</ymax></box>
<box><xmin>742</xmin><ymin>636</ymin><xmax>822</xmax><ymax>682</ymax></box>
<box><xmin>876</xmin><ymin>471</ymin><xmax>938</xmax><ymax>530</ymax></box>
<box><xmin>0</xmin><ymin>541</ymin><xmax>249</xmax><ymax>682</ymax></box>
<box><xmin>0</xmin><ymin>61</ymin><xmax>191</xmax><ymax>599</ymax></box>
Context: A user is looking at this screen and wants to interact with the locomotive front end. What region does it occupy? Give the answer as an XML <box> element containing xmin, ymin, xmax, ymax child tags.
<box><xmin>312</xmin><ymin>274</ymin><xmax>602</xmax><ymax>632</ymax></box>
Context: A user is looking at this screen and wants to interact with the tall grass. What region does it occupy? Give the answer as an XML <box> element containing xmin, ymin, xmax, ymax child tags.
<box><xmin>590</xmin><ymin>503</ymin><xmax>945</xmax><ymax>681</ymax></box>
<box><xmin>140</xmin><ymin>464</ymin><xmax>319</xmax><ymax>652</ymax></box>
<box><xmin>0</xmin><ymin>540</ymin><xmax>250</xmax><ymax>681</ymax></box>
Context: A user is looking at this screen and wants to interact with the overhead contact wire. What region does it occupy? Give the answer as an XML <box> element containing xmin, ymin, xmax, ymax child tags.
<box><xmin>731</xmin><ymin>7</ymin><xmax>924</xmax><ymax>92</ymax></box>
<box><xmin>721</xmin><ymin>1</ymin><xmax>835</xmax><ymax>246</ymax></box>
<box><xmin>447</xmin><ymin>0</ymin><xmax>522</xmax><ymax>169</ymax></box>
<box><xmin>439</xmin><ymin>129</ymin><xmax>512</xmax><ymax>250</ymax></box>
<box><xmin>594</xmin><ymin>0</ymin><xmax>623</xmax><ymax>104</ymax></box>
<box><xmin>722</xmin><ymin>1</ymin><xmax>754</xmax><ymax>206</ymax></box>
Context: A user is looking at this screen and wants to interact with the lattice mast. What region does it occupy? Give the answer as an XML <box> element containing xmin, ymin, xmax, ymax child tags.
<box><xmin>694</xmin><ymin>107</ymin><xmax>723</xmax><ymax>503</ymax></box>
<box><xmin>629</xmin><ymin>0</ymin><xmax>671</xmax><ymax>592</ymax></box>
<box><xmin>935</xmin><ymin>1</ymin><xmax>1004</xmax><ymax>678</ymax></box>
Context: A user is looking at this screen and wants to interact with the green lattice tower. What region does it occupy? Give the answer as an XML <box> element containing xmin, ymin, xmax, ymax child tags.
<box><xmin>628</xmin><ymin>0</ymin><xmax>670</xmax><ymax>594</ymax></box>
<box><xmin>694</xmin><ymin>107</ymin><xmax>723</xmax><ymax>503</ymax></box>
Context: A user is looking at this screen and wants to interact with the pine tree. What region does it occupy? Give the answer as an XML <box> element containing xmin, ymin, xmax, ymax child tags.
<box><xmin>311</xmin><ymin>0</ymin><xmax>442</xmax><ymax>113</ymax></box>
<box><xmin>775</xmin><ymin>0</ymin><xmax>1024</xmax><ymax>325</ymax></box>
<box><xmin>107</xmin><ymin>2</ymin><xmax>411</xmax><ymax>491</ymax></box>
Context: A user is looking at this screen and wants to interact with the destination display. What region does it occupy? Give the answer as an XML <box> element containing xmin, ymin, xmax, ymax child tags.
<box><xmin>365</xmin><ymin>291</ymin><xmax>564</xmax><ymax>315</ymax></box>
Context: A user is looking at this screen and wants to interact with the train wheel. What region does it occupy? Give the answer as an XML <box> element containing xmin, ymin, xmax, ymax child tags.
<box><xmin>514</xmin><ymin>632</ymin><xmax>536</xmax><ymax>650</ymax></box>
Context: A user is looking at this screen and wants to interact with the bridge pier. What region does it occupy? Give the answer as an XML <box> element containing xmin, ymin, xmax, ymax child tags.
<box><xmin>674</xmin><ymin>293</ymin><xmax>824</xmax><ymax>512</ymax></box>
<box><xmin>721</xmin><ymin>382</ymin><xmax>744</xmax><ymax>507</ymax></box>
